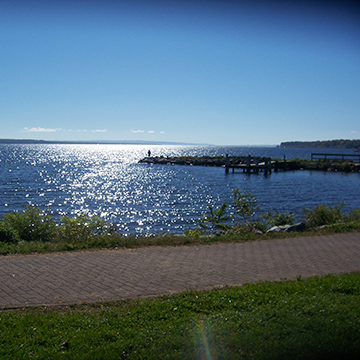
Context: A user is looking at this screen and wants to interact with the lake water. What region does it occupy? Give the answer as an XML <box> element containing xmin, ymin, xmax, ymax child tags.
<box><xmin>0</xmin><ymin>144</ymin><xmax>359</xmax><ymax>234</ymax></box>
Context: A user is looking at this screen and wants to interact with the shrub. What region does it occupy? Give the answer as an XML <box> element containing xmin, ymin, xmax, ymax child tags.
<box><xmin>0</xmin><ymin>222</ymin><xmax>19</xmax><ymax>243</ymax></box>
<box><xmin>261</xmin><ymin>210</ymin><xmax>296</xmax><ymax>227</ymax></box>
<box><xmin>1</xmin><ymin>206</ymin><xmax>57</xmax><ymax>242</ymax></box>
<box><xmin>345</xmin><ymin>208</ymin><xmax>360</xmax><ymax>222</ymax></box>
<box><xmin>302</xmin><ymin>203</ymin><xmax>344</xmax><ymax>228</ymax></box>
<box><xmin>184</xmin><ymin>227</ymin><xmax>204</xmax><ymax>237</ymax></box>
<box><xmin>58</xmin><ymin>214</ymin><xmax>117</xmax><ymax>241</ymax></box>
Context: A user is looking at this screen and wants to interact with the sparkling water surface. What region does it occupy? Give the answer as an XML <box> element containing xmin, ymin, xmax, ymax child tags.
<box><xmin>0</xmin><ymin>144</ymin><xmax>359</xmax><ymax>234</ymax></box>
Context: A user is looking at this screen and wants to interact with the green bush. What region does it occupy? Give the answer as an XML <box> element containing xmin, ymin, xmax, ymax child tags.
<box><xmin>0</xmin><ymin>222</ymin><xmax>19</xmax><ymax>243</ymax></box>
<box><xmin>1</xmin><ymin>206</ymin><xmax>57</xmax><ymax>242</ymax></box>
<box><xmin>345</xmin><ymin>208</ymin><xmax>360</xmax><ymax>222</ymax></box>
<box><xmin>58</xmin><ymin>214</ymin><xmax>117</xmax><ymax>241</ymax></box>
<box><xmin>184</xmin><ymin>227</ymin><xmax>204</xmax><ymax>237</ymax></box>
<box><xmin>261</xmin><ymin>210</ymin><xmax>296</xmax><ymax>227</ymax></box>
<box><xmin>302</xmin><ymin>203</ymin><xmax>345</xmax><ymax>228</ymax></box>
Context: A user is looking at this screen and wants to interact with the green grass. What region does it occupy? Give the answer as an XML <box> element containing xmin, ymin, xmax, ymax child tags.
<box><xmin>1</xmin><ymin>273</ymin><xmax>360</xmax><ymax>359</ymax></box>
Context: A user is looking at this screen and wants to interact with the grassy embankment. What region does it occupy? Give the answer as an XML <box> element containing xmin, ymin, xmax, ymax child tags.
<box><xmin>1</xmin><ymin>273</ymin><xmax>360</xmax><ymax>359</ymax></box>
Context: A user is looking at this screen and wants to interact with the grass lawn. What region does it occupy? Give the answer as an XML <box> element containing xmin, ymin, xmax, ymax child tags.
<box><xmin>1</xmin><ymin>273</ymin><xmax>360</xmax><ymax>359</ymax></box>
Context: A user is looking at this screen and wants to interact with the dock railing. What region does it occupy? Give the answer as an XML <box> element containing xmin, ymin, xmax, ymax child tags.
<box><xmin>311</xmin><ymin>153</ymin><xmax>360</xmax><ymax>161</ymax></box>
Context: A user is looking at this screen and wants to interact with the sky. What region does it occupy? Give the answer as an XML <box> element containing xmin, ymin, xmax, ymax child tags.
<box><xmin>1</xmin><ymin>0</ymin><xmax>359</xmax><ymax>145</ymax></box>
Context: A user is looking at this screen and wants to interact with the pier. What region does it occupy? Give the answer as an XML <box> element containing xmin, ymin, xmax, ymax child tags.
<box><xmin>225</xmin><ymin>154</ymin><xmax>273</xmax><ymax>175</ymax></box>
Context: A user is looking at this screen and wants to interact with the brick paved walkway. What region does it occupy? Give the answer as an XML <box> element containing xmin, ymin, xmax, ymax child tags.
<box><xmin>0</xmin><ymin>233</ymin><xmax>359</xmax><ymax>309</ymax></box>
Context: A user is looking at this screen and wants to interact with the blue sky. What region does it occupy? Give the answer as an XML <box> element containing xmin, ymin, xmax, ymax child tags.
<box><xmin>1</xmin><ymin>0</ymin><xmax>359</xmax><ymax>145</ymax></box>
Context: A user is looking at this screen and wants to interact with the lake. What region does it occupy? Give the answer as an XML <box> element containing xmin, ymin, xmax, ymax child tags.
<box><xmin>0</xmin><ymin>144</ymin><xmax>359</xmax><ymax>234</ymax></box>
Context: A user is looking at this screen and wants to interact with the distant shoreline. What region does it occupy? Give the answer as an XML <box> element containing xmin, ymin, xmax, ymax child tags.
<box><xmin>280</xmin><ymin>139</ymin><xmax>360</xmax><ymax>150</ymax></box>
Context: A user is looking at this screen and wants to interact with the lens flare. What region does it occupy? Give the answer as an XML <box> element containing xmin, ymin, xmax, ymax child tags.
<box><xmin>194</xmin><ymin>317</ymin><xmax>217</xmax><ymax>360</ymax></box>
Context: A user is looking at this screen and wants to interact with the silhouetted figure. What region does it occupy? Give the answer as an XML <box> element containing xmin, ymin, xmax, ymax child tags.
<box><xmin>148</xmin><ymin>150</ymin><xmax>151</xmax><ymax>157</ymax></box>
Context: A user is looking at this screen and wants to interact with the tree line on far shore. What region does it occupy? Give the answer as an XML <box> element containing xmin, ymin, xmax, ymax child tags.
<box><xmin>280</xmin><ymin>139</ymin><xmax>360</xmax><ymax>150</ymax></box>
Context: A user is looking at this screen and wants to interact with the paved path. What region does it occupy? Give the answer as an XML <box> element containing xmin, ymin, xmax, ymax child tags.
<box><xmin>0</xmin><ymin>233</ymin><xmax>359</xmax><ymax>309</ymax></box>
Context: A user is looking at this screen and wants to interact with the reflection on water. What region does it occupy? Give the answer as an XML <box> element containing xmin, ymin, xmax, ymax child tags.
<box><xmin>0</xmin><ymin>144</ymin><xmax>359</xmax><ymax>234</ymax></box>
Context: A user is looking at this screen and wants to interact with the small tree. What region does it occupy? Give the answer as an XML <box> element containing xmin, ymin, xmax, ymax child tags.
<box><xmin>232</xmin><ymin>189</ymin><xmax>259</xmax><ymax>227</ymax></box>
<box><xmin>200</xmin><ymin>202</ymin><xmax>232</xmax><ymax>231</ymax></box>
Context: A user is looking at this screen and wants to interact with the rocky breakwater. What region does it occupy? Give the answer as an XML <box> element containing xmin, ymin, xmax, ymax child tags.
<box><xmin>139</xmin><ymin>155</ymin><xmax>228</xmax><ymax>167</ymax></box>
<box><xmin>139</xmin><ymin>155</ymin><xmax>270</xmax><ymax>167</ymax></box>
<box><xmin>139</xmin><ymin>156</ymin><xmax>360</xmax><ymax>173</ymax></box>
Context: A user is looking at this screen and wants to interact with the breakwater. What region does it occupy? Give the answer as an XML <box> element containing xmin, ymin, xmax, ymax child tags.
<box><xmin>139</xmin><ymin>155</ymin><xmax>279</xmax><ymax>174</ymax></box>
<box><xmin>139</xmin><ymin>155</ymin><xmax>360</xmax><ymax>173</ymax></box>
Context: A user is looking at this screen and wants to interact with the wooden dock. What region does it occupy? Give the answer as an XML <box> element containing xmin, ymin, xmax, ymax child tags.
<box><xmin>225</xmin><ymin>154</ymin><xmax>273</xmax><ymax>175</ymax></box>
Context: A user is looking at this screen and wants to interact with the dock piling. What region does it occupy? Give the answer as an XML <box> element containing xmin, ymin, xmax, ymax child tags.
<box><xmin>225</xmin><ymin>154</ymin><xmax>230</xmax><ymax>173</ymax></box>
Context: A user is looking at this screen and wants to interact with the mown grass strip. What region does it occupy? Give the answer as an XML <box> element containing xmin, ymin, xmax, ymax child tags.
<box><xmin>1</xmin><ymin>273</ymin><xmax>360</xmax><ymax>359</ymax></box>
